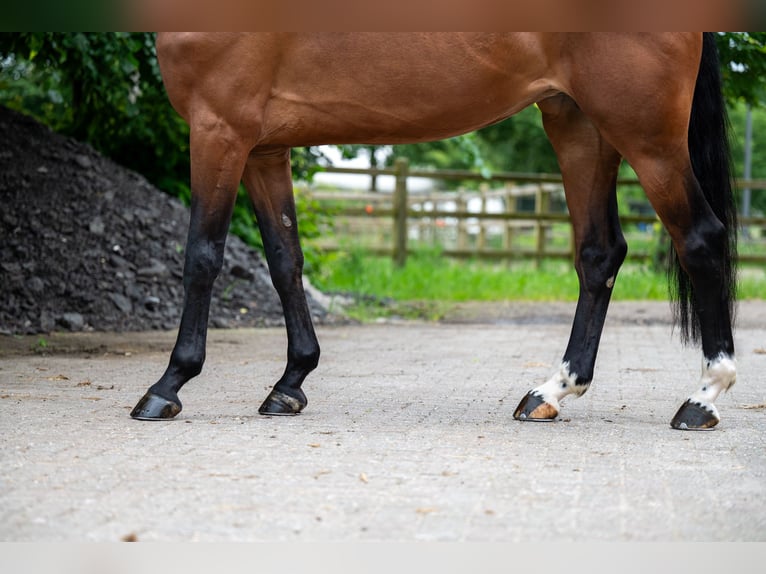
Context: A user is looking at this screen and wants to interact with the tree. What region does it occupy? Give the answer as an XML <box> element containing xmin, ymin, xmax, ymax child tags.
<box><xmin>0</xmin><ymin>32</ymin><xmax>191</xmax><ymax>195</ymax></box>
<box><xmin>715</xmin><ymin>32</ymin><xmax>766</xmax><ymax>106</ymax></box>
<box><xmin>0</xmin><ymin>32</ymin><xmax>330</xmax><ymax>271</ymax></box>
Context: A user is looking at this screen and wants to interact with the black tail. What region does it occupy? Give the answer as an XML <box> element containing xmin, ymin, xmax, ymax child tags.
<box><xmin>670</xmin><ymin>32</ymin><xmax>738</xmax><ymax>344</ymax></box>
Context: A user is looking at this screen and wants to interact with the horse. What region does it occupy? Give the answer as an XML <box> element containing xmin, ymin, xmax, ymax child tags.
<box><xmin>130</xmin><ymin>32</ymin><xmax>737</xmax><ymax>430</ymax></box>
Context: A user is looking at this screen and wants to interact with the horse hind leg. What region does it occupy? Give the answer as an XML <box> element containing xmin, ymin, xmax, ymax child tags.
<box><xmin>242</xmin><ymin>147</ymin><xmax>320</xmax><ymax>415</ymax></box>
<box><xmin>545</xmin><ymin>33</ymin><xmax>736</xmax><ymax>429</ymax></box>
<box><xmin>671</xmin><ymin>352</ymin><xmax>736</xmax><ymax>430</ymax></box>
<box><xmin>514</xmin><ymin>95</ymin><xmax>626</xmax><ymax>422</ymax></box>
<box><xmin>621</xmin><ymin>143</ymin><xmax>735</xmax><ymax>430</ymax></box>
<box><xmin>643</xmin><ymin>165</ymin><xmax>736</xmax><ymax>430</ymax></box>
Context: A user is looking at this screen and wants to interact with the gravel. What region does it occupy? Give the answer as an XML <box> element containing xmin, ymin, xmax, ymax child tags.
<box><xmin>0</xmin><ymin>106</ymin><xmax>340</xmax><ymax>335</ymax></box>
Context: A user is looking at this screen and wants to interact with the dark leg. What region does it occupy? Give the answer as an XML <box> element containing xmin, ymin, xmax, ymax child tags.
<box><xmin>514</xmin><ymin>95</ymin><xmax>626</xmax><ymax>421</ymax></box>
<box><xmin>131</xmin><ymin>127</ymin><xmax>249</xmax><ymax>420</ymax></box>
<box><xmin>595</xmin><ymin>111</ymin><xmax>736</xmax><ymax>430</ymax></box>
<box><xmin>639</xmin><ymin>170</ymin><xmax>736</xmax><ymax>430</ymax></box>
<box><xmin>242</xmin><ymin>147</ymin><xmax>320</xmax><ymax>415</ymax></box>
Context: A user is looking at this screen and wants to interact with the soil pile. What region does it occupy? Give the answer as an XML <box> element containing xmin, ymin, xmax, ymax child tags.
<box><xmin>0</xmin><ymin>106</ymin><xmax>339</xmax><ymax>335</ymax></box>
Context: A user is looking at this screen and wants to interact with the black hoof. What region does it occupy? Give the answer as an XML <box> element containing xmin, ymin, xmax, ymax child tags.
<box><xmin>513</xmin><ymin>391</ymin><xmax>558</xmax><ymax>421</ymax></box>
<box><xmin>258</xmin><ymin>389</ymin><xmax>306</xmax><ymax>416</ymax></box>
<box><xmin>670</xmin><ymin>399</ymin><xmax>719</xmax><ymax>430</ymax></box>
<box><xmin>130</xmin><ymin>392</ymin><xmax>182</xmax><ymax>420</ymax></box>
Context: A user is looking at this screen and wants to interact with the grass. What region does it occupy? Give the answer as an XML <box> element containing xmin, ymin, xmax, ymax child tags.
<box><xmin>311</xmin><ymin>246</ymin><xmax>766</xmax><ymax>321</ymax></box>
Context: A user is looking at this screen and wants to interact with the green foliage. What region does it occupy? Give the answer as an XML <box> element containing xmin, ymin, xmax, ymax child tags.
<box><xmin>474</xmin><ymin>106</ymin><xmax>559</xmax><ymax>174</ymax></box>
<box><xmin>368</xmin><ymin>108</ymin><xmax>559</xmax><ymax>190</ymax></box>
<box><xmin>2</xmin><ymin>32</ymin><xmax>764</xmax><ymax>289</ymax></box>
<box><xmin>729</xmin><ymin>101</ymin><xmax>766</xmax><ymax>215</ymax></box>
<box><xmin>715</xmin><ymin>32</ymin><xmax>766</xmax><ymax>106</ymax></box>
<box><xmin>0</xmin><ymin>32</ymin><xmax>191</xmax><ymax>191</ymax></box>
<box><xmin>0</xmin><ymin>33</ymin><xmax>327</xmax><ymax>266</ymax></box>
<box><xmin>314</xmin><ymin>248</ymin><xmax>659</xmax><ymax>304</ymax></box>
<box><xmin>390</xmin><ymin>131</ymin><xmax>487</xmax><ymax>173</ymax></box>
<box><xmin>314</xmin><ymin>248</ymin><xmax>766</xmax><ymax>321</ymax></box>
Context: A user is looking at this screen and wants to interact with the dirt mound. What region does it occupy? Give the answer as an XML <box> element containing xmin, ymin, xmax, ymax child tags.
<box><xmin>0</xmin><ymin>106</ymin><xmax>339</xmax><ymax>335</ymax></box>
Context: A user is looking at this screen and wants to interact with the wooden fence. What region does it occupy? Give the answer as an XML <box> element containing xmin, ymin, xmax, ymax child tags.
<box><xmin>305</xmin><ymin>158</ymin><xmax>766</xmax><ymax>267</ymax></box>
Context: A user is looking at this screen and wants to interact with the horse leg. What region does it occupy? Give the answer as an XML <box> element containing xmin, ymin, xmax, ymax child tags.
<box><xmin>131</xmin><ymin>125</ymin><xmax>249</xmax><ymax>420</ymax></box>
<box><xmin>581</xmin><ymin>36</ymin><xmax>736</xmax><ymax>429</ymax></box>
<box><xmin>242</xmin><ymin>147</ymin><xmax>320</xmax><ymax>415</ymax></box>
<box><xmin>514</xmin><ymin>95</ymin><xmax>626</xmax><ymax>421</ymax></box>
<box><xmin>636</xmin><ymin>165</ymin><xmax>735</xmax><ymax>430</ymax></box>
<box><xmin>624</xmin><ymin>155</ymin><xmax>736</xmax><ymax>429</ymax></box>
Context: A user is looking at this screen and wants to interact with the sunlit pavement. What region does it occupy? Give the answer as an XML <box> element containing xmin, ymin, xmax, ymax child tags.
<box><xmin>1</xmin><ymin>302</ymin><xmax>765</xmax><ymax>541</ymax></box>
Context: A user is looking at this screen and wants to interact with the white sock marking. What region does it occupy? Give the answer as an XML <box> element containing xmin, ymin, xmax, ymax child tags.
<box><xmin>532</xmin><ymin>361</ymin><xmax>588</xmax><ymax>410</ymax></box>
<box><xmin>688</xmin><ymin>353</ymin><xmax>736</xmax><ymax>408</ymax></box>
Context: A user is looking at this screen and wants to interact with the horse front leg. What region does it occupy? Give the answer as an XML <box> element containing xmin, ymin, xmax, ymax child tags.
<box><xmin>514</xmin><ymin>96</ymin><xmax>625</xmax><ymax>421</ymax></box>
<box><xmin>513</xmin><ymin>208</ymin><xmax>627</xmax><ymax>421</ymax></box>
<box><xmin>131</xmin><ymin>126</ymin><xmax>249</xmax><ymax>420</ymax></box>
<box><xmin>242</xmin><ymin>147</ymin><xmax>320</xmax><ymax>415</ymax></box>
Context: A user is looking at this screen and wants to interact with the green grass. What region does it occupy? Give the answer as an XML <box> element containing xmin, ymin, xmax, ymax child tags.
<box><xmin>312</xmin><ymin>247</ymin><xmax>765</xmax><ymax>321</ymax></box>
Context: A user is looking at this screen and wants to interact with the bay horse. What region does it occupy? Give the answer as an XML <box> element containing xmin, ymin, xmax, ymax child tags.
<box><xmin>131</xmin><ymin>33</ymin><xmax>737</xmax><ymax>430</ymax></box>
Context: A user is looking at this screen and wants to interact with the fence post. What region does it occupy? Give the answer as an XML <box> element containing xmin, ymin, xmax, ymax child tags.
<box><xmin>503</xmin><ymin>183</ymin><xmax>517</xmax><ymax>258</ymax></box>
<box><xmin>457</xmin><ymin>188</ymin><xmax>468</xmax><ymax>251</ymax></box>
<box><xmin>534</xmin><ymin>185</ymin><xmax>549</xmax><ymax>268</ymax></box>
<box><xmin>478</xmin><ymin>183</ymin><xmax>489</xmax><ymax>251</ymax></box>
<box><xmin>393</xmin><ymin>157</ymin><xmax>409</xmax><ymax>267</ymax></box>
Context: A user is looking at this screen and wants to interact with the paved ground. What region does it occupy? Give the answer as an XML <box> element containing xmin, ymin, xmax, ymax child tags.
<box><xmin>1</xmin><ymin>301</ymin><xmax>765</xmax><ymax>541</ymax></box>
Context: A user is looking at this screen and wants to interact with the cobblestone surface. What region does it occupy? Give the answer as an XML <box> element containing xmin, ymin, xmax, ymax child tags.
<box><xmin>1</xmin><ymin>305</ymin><xmax>765</xmax><ymax>541</ymax></box>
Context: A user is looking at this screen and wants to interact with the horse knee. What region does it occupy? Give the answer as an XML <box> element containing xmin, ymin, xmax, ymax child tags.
<box><xmin>184</xmin><ymin>237</ymin><xmax>226</xmax><ymax>289</ymax></box>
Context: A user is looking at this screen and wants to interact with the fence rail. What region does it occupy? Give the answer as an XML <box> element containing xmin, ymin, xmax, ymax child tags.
<box><xmin>306</xmin><ymin>158</ymin><xmax>766</xmax><ymax>266</ymax></box>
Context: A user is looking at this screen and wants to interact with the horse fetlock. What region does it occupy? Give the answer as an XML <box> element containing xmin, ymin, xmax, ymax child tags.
<box><xmin>289</xmin><ymin>344</ymin><xmax>320</xmax><ymax>373</ymax></box>
<box><xmin>693</xmin><ymin>354</ymin><xmax>737</xmax><ymax>403</ymax></box>
<box><xmin>513</xmin><ymin>362</ymin><xmax>590</xmax><ymax>422</ymax></box>
<box><xmin>670</xmin><ymin>354</ymin><xmax>735</xmax><ymax>430</ymax></box>
<box><xmin>169</xmin><ymin>348</ymin><xmax>205</xmax><ymax>380</ymax></box>
<box><xmin>545</xmin><ymin>362</ymin><xmax>587</xmax><ymax>398</ymax></box>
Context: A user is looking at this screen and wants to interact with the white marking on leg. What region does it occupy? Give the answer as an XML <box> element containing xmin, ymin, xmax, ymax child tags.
<box><xmin>605</xmin><ymin>275</ymin><xmax>615</xmax><ymax>289</ymax></box>
<box><xmin>531</xmin><ymin>361</ymin><xmax>589</xmax><ymax>411</ymax></box>
<box><xmin>686</xmin><ymin>353</ymin><xmax>737</xmax><ymax>419</ymax></box>
<box><xmin>281</xmin><ymin>213</ymin><xmax>293</xmax><ymax>228</ymax></box>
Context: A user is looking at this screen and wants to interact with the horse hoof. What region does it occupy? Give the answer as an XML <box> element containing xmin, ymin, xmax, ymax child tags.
<box><xmin>130</xmin><ymin>392</ymin><xmax>182</xmax><ymax>420</ymax></box>
<box><xmin>670</xmin><ymin>399</ymin><xmax>719</xmax><ymax>430</ymax></box>
<box><xmin>513</xmin><ymin>391</ymin><xmax>558</xmax><ymax>421</ymax></box>
<box><xmin>258</xmin><ymin>389</ymin><xmax>306</xmax><ymax>416</ymax></box>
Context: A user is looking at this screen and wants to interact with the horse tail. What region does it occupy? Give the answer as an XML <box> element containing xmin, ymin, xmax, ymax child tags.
<box><xmin>669</xmin><ymin>31</ymin><xmax>738</xmax><ymax>344</ymax></box>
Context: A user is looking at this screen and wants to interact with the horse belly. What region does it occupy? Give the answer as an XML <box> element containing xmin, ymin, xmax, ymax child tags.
<box><xmin>258</xmin><ymin>33</ymin><xmax>555</xmax><ymax>147</ymax></box>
